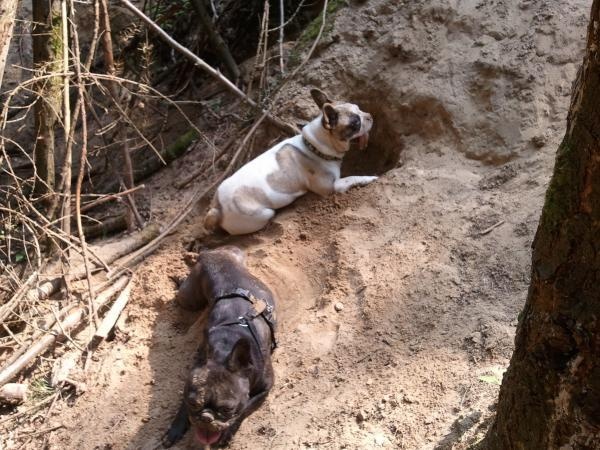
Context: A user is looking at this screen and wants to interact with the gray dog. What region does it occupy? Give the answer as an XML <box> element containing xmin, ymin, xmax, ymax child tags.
<box><xmin>163</xmin><ymin>246</ymin><xmax>276</xmax><ymax>448</ymax></box>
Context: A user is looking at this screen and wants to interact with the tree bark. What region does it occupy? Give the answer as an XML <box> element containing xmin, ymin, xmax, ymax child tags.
<box><xmin>484</xmin><ymin>2</ymin><xmax>600</xmax><ymax>449</ymax></box>
<box><xmin>0</xmin><ymin>0</ymin><xmax>19</xmax><ymax>91</ymax></box>
<box><xmin>32</xmin><ymin>0</ymin><xmax>63</xmax><ymax>197</ymax></box>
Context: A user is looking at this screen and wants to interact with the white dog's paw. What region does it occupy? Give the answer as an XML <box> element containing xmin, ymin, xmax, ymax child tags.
<box><xmin>360</xmin><ymin>176</ymin><xmax>378</xmax><ymax>185</ymax></box>
<box><xmin>334</xmin><ymin>176</ymin><xmax>379</xmax><ymax>193</ymax></box>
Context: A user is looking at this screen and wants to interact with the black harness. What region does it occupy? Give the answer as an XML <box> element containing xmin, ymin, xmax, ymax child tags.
<box><xmin>302</xmin><ymin>136</ymin><xmax>342</xmax><ymax>162</ymax></box>
<box><xmin>209</xmin><ymin>288</ymin><xmax>277</xmax><ymax>355</ymax></box>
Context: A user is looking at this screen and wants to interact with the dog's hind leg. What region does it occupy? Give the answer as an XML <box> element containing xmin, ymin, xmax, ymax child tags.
<box><xmin>221</xmin><ymin>208</ymin><xmax>275</xmax><ymax>235</ymax></box>
<box><xmin>203</xmin><ymin>196</ymin><xmax>222</xmax><ymax>232</ymax></box>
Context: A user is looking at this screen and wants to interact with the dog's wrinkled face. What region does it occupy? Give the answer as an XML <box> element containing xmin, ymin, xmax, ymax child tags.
<box><xmin>310</xmin><ymin>88</ymin><xmax>373</xmax><ymax>150</ymax></box>
<box><xmin>185</xmin><ymin>340</ymin><xmax>252</xmax><ymax>446</ymax></box>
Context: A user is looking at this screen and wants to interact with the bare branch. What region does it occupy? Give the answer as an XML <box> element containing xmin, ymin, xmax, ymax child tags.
<box><xmin>117</xmin><ymin>0</ymin><xmax>298</xmax><ymax>135</ymax></box>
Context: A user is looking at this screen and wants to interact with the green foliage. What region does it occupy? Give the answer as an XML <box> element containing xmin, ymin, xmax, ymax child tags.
<box><xmin>164</xmin><ymin>129</ymin><xmax>199</xmax><ymax>161</ymax></box>
<box><xmin>29</xmin><ymin>377</ymin><xmax>55</xmax><ymax>401</ymax></box>
<box><xmin>541</xmin><ymin>135</ymin><xmax>579</xmax><ymax>229</ymax></box>
<box><xmin>478</xmin><ymin>366</ymin><xmax>506</xmax><ymax>386</ymax></box>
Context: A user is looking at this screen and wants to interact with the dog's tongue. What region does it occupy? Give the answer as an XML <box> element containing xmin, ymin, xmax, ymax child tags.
<box><xmin>195</xmin><ymin>428</ymin><xmax>222</xmax><ymax>446</ymax></box>
<box><xmin>357</xmin><ymin>132</ymin><xmax>369</xmax><ymax>150</ymax></box>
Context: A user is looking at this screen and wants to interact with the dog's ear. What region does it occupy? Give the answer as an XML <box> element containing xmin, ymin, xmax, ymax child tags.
<box><xmin>310</xmin><ymin>88</ymin><xmax>333</xmax><ymax>109</ymax></box>
<box><xmin>226</xmin><ymin>338</ymin><xmax>254</xmax><ymax>372</ymax></box>
<box><xmin>321</xmin><ymin>103</ymin><xmax>339</xmax><ymax>130</ymax></box>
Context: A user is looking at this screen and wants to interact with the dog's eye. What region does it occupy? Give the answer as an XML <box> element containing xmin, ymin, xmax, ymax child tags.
<box><xmin>218</xmin><ymin>406</ymin><xmax>236</xmax><ymax>418</ymax></box>
<box><xmin>350</xmin><ymin>114</ymin><xmax>361</xmax><ymax>130</ymax></box>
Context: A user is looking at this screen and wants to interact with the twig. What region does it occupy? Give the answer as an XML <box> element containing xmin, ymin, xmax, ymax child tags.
<box><xmin>94</xmin><ymin>278</ymin><xmax>133</xmax><ymax>340</ymax></box>
<box><xmin>2</xmin><ymin>323</ymin><xmax>24</xmax><ymax>346</ymax></box>
<box><xmin>100</xmin><ymin>0</ymin><xmax>118</xmax><ymax>97</ymax></box>
<box><xmin>83</xmin><ymin>214</ymin><xmax>128</xmax><ymax>239</ymax></box>
<box><xmin>118</xmin><ymin>0</ymin><xmax>298</xmax><ymax>135</ymax></box>
<box><xmin>0</xmin><ymin>392</ymin><xmax>59</xmax><ymax>427</ymax></box>
<box><xmin>0</xmin><ymin>271</ymin><xmax>39</xmax><ymax>323</ymax></box>
<box><xmin>0</xmin><ymin>276</ymin><xmax>129</xmax><ymax>387</ymax></box>
<box><xmin>23</xmin><ymin>223</ymin><xmax>159</xmax><ymax>302</ymax></box>
<box><xmin>279</xmin><ymin>0</ymin><xmax>285</xmax><ymax>74</ymax></box>
<box><xmin>18</xmin><ymin>423</ymin><xmax>65</xmax><ymax>438</ymax></box>
<box><xmin>49</xmin><ymin>306</ymin><xmax>84</xmax><ymax>352</ymax></box>
<box><xmin>477</xmin><ymin>220</ymin><xmax>506</xmax><ymax>236</ymax></box>
<box><xmin>268</xmin><ymin>0</ymin><xmax>308</xmax><ymax>32</ymax></box>
<box><xmin>80</xmin><ymin>185</ymin><xmax>146</xmax><ymax>213</ymax></box>
<box><xmin>70</xmin><ymin>1</ymin><xmax>98</xmax><ymax>328</ymax></box>
<box><xmin>60</xmin><ymin>0</ymin><xmax>72</xmax><ymax>239</ymax></box>
<box><xmin>258</xmin><ymin>1</ymin><xmax>270</xmax><ymax>100</ymax></box>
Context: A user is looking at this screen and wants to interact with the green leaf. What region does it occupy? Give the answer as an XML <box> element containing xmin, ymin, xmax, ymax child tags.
<box><xmin>15</xmin><ymin>252</ymin><xmax>25</xmax><ymax>262</ymax></box>
<box><xmin>478</xmin><ymin>375</ymin><xmax>502</xmax><ymax>385</ymax></box>
<box><xmin>478</xmin><ymin>366</ymin><xmax>506</xmax><ymax>385</ymax></box>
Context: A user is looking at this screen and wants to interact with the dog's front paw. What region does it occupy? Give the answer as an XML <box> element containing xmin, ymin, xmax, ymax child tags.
<box><xmin>360</xmin><ymin>176</ymin><xmax>378</xmax><ymax>185</ymax></box>
<box><xmin>334</xmin><ymin>176</ymin><xmax>379</xmax><ymax>193</ymax></box>
<box><xmin>162</xmin><ymin>428</ymin><xmax>183</xmax><ymax>448</ymax></box>
<box><xmin>162</xmin><ymin>404</ymin><xmax>190</xmax><ymax>448</ymax></box>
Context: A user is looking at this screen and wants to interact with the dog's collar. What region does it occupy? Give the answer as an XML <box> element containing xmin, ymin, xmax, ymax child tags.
<box><xmin>302</xmin><ymin>137</ymin><xmax>342</xmax><ymax>161</ymax></box>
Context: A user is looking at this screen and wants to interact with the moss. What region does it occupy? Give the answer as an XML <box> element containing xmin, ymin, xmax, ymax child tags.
<box><xmin>288</xmin><ymin>0</ymin><xmax>347</xmax><ymax>67</ymax></box>
<box><xmin>538</xmin><ymin>137</ymin><xmax>580</xmax><ymax>233</ymax></box>
<box><xmin>163</xmin><ymin>129</ymin><xmax>199</xmax><ymax>161</ymax></box>
<box><xmin>50</xmin><ymin>13</ymin><xmax>63</xmax><ymax>58</ymax></box>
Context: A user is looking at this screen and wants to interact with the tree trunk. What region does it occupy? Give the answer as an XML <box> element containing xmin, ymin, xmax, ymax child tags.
<box><xmin>0</xmin><ymin>0</ymin><xmax>19</xmax><ymax>90</ymax></box>
<box><xmin>484</xmin><ymin>3</ymin><xmax>600</xmax><ymax>449</ymax></box>
<box><xmin>32</xmin><ymin>0</ymin><xmax>63</xmax><ymax>197</ymax></box>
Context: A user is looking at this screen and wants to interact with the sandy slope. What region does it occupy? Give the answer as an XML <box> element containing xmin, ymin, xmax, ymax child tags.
<box><xmin>2</xmin><ymin>0</ymin><xmax>592</xmax><ymax>449</ymax></box>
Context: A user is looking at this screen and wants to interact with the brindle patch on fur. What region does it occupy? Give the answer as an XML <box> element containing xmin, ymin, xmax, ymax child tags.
<box><xmin>267</xmin><ymin>145</ymin><xmax>309</xmax><ymax>194</ymax></box>
<box><xmin>232</xmin><ymin>186</ymin><xmax>274</xmax><ymax>216</ymax></box>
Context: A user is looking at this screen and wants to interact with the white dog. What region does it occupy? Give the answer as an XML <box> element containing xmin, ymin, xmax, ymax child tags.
<box><xmin>204</xmin><ymin>89</ymin><xmax>377</xmax><ymax>235</ymax></box>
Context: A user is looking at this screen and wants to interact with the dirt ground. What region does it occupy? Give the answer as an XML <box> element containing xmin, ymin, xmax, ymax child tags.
<box><xmin>0</xmin><ymin>0</ymin><xmax>593</xmax><ymax>449</ymax></box>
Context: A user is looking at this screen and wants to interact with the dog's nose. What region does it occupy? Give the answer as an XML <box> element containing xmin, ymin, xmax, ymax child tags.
<box><xmin>200</xmin><ymin>411</ymin><xmax>215</xmax><ymax>423</ymax></box>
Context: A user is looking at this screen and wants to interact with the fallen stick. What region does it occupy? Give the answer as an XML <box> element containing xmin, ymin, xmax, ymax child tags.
<box><xmin>80</xmin><ymin>185</ymin><xmax>146</xmax><ymax>213</ymax></box>
<box><xmin>24</xmin><ymin>224</ymin><xmax>159</xmax><ymax>302</ymax></box>
<box><xmin>0</xmin><ymin>276</ymin><xmax>129</xmax><ymax>387</ymax></box>
<box><xmin>1</xmin><ymin>304</ymin><xmax>80</xmax><ymax>371</ymax></box>
<box><xmin>18</xmin><ymin>423</ymin><xmax>65</xmax><ymax>438</ymax></box>
<box><xmin>477</xmin><ymin>220</ymin><xmax>506</xmax><ymax>236</ymax></box>
<box><xmin>0</xmin><ymin>383</ymin><xmax>27</xmax><ymax>405</ymax></box>
<box><xmin>83</xmin><ymin>214</ymin><xmax>128</xmax><ymax>240</ymax></box>
<box><xmin>94</xmin><ymin>278</ymin><xmax>133</xmax><ymax>340</ymax></box>
<box><xmin>0</xmin><ymin>392</ymin><xmax>58</xmax><ymax>427</ymax></box>
<box><xmin>0</xmin><ymin>271</ymin><xmax>39</xmax><ymax>324</ymax></box>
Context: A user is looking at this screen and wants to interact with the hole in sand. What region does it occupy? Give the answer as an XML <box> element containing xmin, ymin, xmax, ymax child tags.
<box><xmin>341</xmin><ymin>97</ymin><xmax>404</xmax><ymax>177</ymax></box>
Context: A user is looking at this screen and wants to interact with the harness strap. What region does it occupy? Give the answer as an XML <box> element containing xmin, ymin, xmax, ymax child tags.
<box><xmin>211</xmin><ymin>289</ymin><xmax>277</xmax><ymax>353</ymax></box>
